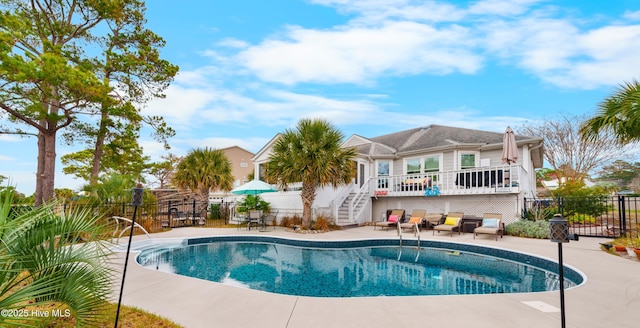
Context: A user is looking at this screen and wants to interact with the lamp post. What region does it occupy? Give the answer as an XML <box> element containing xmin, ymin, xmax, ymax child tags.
<box><xmin>114</xmin><ymin>184</ymin><xmax>144</xmax><ymax>328</ymax></box>
<box><xmin>549</xmin><ymin>214</ymin><xmax>578</xmax><ymax>328</ymax></box>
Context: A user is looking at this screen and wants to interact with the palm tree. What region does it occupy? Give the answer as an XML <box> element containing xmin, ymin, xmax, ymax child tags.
<box><xmin>581</xmin><ymin>80</ymin><xmax>640</xmax><ymax>144</ymax></box>
<box><xmin>0</xmin><ymin>190</ymin><xmax>112</xmax><ymax>327</ymax></box>
<box><xmin>172</xmin><ymin>147</ymin><xmax>234</xmax><ymax>217</ymax></box>
<box><xmin>267</xmin><ymin>118</ymin><xmax>356</xmax><ymax>229</ymax></box>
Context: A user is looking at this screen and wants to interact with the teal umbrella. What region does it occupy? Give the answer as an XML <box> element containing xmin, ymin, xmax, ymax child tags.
<box><xmin>231</xmin><ymin>179</ymin><xmax>278</xmax><ymax>195</ymax></box>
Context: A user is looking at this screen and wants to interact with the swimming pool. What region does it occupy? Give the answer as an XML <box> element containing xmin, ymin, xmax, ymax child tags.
<box><xmin>136</xmin><ymin>236</ymin><xmax>584</xmax><ymax>297</ymax></box>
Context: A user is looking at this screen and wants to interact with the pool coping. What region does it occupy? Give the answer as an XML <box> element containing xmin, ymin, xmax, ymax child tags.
<box><xmin>109</xmin><ymin>226</ymin><xmax>640</xmax><ymax>328</ymax></box>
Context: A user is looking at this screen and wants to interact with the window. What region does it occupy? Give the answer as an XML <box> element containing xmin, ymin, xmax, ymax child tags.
<box><xmin>258</xmin><ymin>163</ymin><xmax>266</xmax><ymax>181</ymax></box>
<box><xmin>377</xmin><ymin>160</ymin><xmax>390</xmax><ymax>176</ymax></box>
<box><xmin>424</xmin><ymin>156</ymin><xmax>439</xmax><ymax>173</ymax></box>
<box><xmin>460</xmin><ymin>153</ymin><xmax>476</xmax><ymax>169</ymax></box>
<box><xmin>406</xmin><ymin>158</ymin><xmax>421</xmax><ymax>175</ymax></box>
<box><xmin>405</xmin><ymin>155</ymin><xmax>441</xmax><ymax>175</ymax></box>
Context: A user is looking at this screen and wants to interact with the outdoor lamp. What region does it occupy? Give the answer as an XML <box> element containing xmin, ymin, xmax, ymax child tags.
<box><xmin>131</xmin><ymin>184</ymin><xmax>144</xmax><ymax>206</ymax></box>
<box><xmin>549</xmin><ymin>213</ymin><xmax>578</xmax><ymax>328</ymax></box>
<box><xmin>115</xmin><ymin>183</ymin><xmax>144</xmax><ymax>328</ymax></box>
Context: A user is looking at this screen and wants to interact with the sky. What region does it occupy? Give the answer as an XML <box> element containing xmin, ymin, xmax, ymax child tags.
<box><xmin>2</xmin><ymin>0</ymin><xmax>640</xmax><ymax>195</ymax></box>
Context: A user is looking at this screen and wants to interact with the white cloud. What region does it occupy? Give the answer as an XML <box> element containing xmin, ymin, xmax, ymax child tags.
<box><xmin>310</xmin><ymin>0</ymin><xmax>464</xmax><ymax>22</ymax></box>
<box><xmin>623</xmin><ymin>10</ymin><xmax>640</xmax><ymax>20</ymax></box>
<box><xmin>173</xmin><ymin>136</ymin><xmax>271</xmax><ymax>155</ymax></box>
<box><xmin>481</xmin><ymin>15</ymin><xmax>640</xmax><ymax>89</ymax></box>
<box><xmin>237</xmin><ymin>21</ymin><xmax>481</xmax><ymax>85</ymax></box>
<box><xmin>0</xmin><ymin>155</ymin><xmax>13</xmax><ymax>161</ymax></box>
<box><xmin>0</xmin><ymin>134</ymin><xmax>26</xmax><ymax>142</ymax></box>
<box><xmin>468</xmin><ymin>0</ymin><xmax>543</xmax><ymax>16</ymax></box>
<box><xmin>217</xmin><ymin>38</ymin><xmax>250</xmax><ymax>49</ymax></box>
<box><xmin>143</xmin><ymin>84</ymin><xmax>216</xmax><ymax>126</ymax></box>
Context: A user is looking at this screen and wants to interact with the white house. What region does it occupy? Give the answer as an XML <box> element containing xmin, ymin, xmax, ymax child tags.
<box><xmin>252</xmin><ymin>125</ymin><xmax>544</xmax><ymax>226</ymax></box>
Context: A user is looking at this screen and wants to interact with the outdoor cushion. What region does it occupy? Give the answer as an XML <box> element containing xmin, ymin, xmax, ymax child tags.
<box><xmin>388</xmin><ymin>215</ymin><xmax>399</xmax><ymax>223</ymax></box>
<box><xmin>482</xmin><ymin>218</ymin><xmax>499</xmax><ymax>228</ymax></box>
<box><xmin>409</xmin><ymin>216</ymin><xmax>422</xmax><ymax>224</ymax></box>
<box><xmin>444</xmin><ymin>217</ymin><xmax>459</xmax><ymax>226</ymax></box>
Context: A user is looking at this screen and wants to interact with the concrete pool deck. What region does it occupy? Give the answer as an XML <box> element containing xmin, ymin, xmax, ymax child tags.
<box><xmin>109</xmin><ymin>226</ymin><xmax>640</xmax><ymax>328</ymax></box>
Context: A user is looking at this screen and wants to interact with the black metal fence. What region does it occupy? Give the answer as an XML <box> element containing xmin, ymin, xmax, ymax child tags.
<box><xmin>55</xmin><ymin>200</ymin><xmax>233</xmax><ymax>232</ymax></box>
<box><xmin>523</xmin><ymin>196</ymin><xmax>639</xmax><ymax>238</ymax></box>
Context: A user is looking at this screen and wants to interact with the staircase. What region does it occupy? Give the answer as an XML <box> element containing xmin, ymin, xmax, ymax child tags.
<box><xmin>336</xmin><ymin>192</ymin><xmax>370</xmax><ymax>226</ymax></box>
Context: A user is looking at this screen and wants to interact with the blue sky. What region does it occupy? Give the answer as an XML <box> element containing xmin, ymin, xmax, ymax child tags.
<box><xmin>3</xmin><ymin>0</ymin><xmax>640</xmax><ymax>194</ymax></box>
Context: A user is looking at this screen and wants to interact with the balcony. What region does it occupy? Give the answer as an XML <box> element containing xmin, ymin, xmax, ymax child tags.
<box><xmin>371</xmin><ymin>165</ymin><xmax>523</xmax><ymax>197</ymax></box>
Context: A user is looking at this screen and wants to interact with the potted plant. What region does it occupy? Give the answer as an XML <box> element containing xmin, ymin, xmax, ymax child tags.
<box><xmin>612</xmin><ymin>237</ymin><xmax>629</xmax><ymax>253</ymax></box>
<box><xmin>614</xmin><ymin>236</ymin><xmax>640</xmax><ymax>257</ymax></box>
<box><xmin>236</xmin><ymin>194</ymin><xmax>271</xmax><ymax>214</ymax></box>
<box><xmin>629</xmin><ymin>237</ymin><xmax>640</xmax><ymax>259</ymax></box>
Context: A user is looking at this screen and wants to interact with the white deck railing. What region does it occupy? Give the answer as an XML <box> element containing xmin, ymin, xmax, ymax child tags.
<box><xmin>372</xmin><ymin>165</ymin><xmax>523</xmax><ymax>197</ymax></box>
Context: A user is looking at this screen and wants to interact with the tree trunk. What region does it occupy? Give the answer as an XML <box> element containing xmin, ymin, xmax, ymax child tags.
<box><xmin>90</xmin><ymin>110</ymin><xmax>109</xmax><ymax>197</ymax></box>
<box><xmin>35</xmin><ymin>132</ymin><xmax>45</xmax><ymax>205</ymax></box>
<box><xmin>300</xmin><ymin>182</ymin><xmax>316</xmax><ymax>229</ymax></box>
<box><xmin>35</xmin><ymin>128</ymin><xmax>57</xmax><ymax>206</ymax></box>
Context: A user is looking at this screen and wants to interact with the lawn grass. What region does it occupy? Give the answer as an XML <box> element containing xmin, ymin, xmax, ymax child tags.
<box><xmin>30</xmin><ymin>303</ymin><xmax>183</xmax><ymax>328</ymax></box>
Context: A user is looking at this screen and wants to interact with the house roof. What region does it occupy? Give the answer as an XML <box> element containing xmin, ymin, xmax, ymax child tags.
<box><xmin>345</xmin><ymin>125</ymin><xmax>544</xmax><ymax>166</ymax></box>
<box><xmin>370</xmin><ymin>125</ymin><xmax>532</xmax><ymax>153</ymax></box>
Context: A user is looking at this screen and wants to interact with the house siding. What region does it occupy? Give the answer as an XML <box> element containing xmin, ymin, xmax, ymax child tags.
<box><xmin>372</xmin><ymin>194</ymin><xmax>521</xmax><ymax>224</ymax></box>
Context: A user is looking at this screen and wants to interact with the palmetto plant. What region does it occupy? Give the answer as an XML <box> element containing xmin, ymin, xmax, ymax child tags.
<box><xmin>0</xmin><ymin>190</ymin><xmax>113</xmax><ymax>327</ymax></box>
<box><xmin>581</xmin><ymin>79</ymin><xmax>640</xmax><ymax>144</ymax></box>
<box><xmin>173</xmin><ymin>147</ymin><xmax>234</xmax><ymax>217</ymax></box>
<box><xmin>267</xmin><ymin>118</ymin><xmax>356</xmax><ymax>229</ymax></box>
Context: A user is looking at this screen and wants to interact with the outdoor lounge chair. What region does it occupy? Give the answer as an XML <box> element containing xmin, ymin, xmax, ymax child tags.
<box><xmin>474</xmin><ymin>213</ymin><xmax>504</xmax><ymax>241</ymax></box>
<box><xmin>374</xmin><ymin>209</ymin><xmax>405</xmax><ymax>230</ymax></box>
<box><xmin>399</xmin><ymin>209</ymin><xmax>426</xmax><ymax>234</ymax></box>
<box><xmin>423</xmin><ymin>213</ymin><xmax>444</xmax><ymax>229</ymax></box>
<box><xmin>433</xmin><ymin>212</ymin><xmax>464</xmax><ymax>236</ymax></box>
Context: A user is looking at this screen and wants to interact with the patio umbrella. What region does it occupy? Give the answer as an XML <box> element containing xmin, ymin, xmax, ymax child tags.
<box><xmin>231</xmin><ymin>179</ymin><xmax>278</xmax><ymax>195</ymax></box>
<box><xmin>501</xmin><ymin>126</ymin><xmax>518</xmax><ymax>164</ymax></box>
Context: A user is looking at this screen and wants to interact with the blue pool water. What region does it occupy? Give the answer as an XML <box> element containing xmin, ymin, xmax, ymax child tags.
<box><xmin>136</xmin><ymin>237</ymin><xmax>584</xmax><ymax>297</ymax></box>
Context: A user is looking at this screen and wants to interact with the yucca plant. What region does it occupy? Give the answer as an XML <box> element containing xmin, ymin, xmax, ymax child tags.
<box><xmin>0</xmin><ymin>189</ymin><xmax>113</xmax><ymax>327</ymax></box>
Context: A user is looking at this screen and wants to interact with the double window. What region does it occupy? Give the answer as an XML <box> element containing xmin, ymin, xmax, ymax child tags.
<box><xmin>405</xmin><ymin>155</ymin><xmax>441</xmax><ymax>175</ymax></box>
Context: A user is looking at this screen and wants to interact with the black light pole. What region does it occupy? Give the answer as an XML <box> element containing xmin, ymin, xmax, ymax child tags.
<box><xmin>549</xmin><ymin>214</ymin><xmax>578</xmax><ymax>328</ymax></box>
<box><xmin>114</xmin><ymin>183</ymin><xmax>144</xmax><ymax>328</ymax></box>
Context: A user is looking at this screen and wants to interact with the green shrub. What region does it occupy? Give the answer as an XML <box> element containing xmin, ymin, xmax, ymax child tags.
<box><xmin>209</xmin><ymin>203</ymin><xmax>221</xmax><ymax>220</ymax></box>
<box><xmin>236</xmin><ymin>195</ymin><xmax>270</xmax><ymax>213</ymax></box>
<box><xmin>568</xmin><ymin>213</ymin><xmax>596</xmax><ymax>224</ymax></box>
<box><xmin>505</xmin><ymin>220</ymin><xmax>550</xmax><ymax>239</ymax></box>
<box><xmin>523</xmin><ymin>203</ymin><xmax>557</xmax><ymax>221</ymax></box>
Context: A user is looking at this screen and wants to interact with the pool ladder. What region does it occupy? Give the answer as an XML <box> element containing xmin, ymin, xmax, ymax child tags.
<box><xmin>397</xmin><ymin>221</ymin><xmax>421</xmax><ymax>262</ymax></box>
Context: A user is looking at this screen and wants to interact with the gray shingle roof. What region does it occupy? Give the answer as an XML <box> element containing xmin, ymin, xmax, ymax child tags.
<box><xmin>365</xmin><ymin>125</ymin><xmax>534</xmax><ymax>155</ymax></box>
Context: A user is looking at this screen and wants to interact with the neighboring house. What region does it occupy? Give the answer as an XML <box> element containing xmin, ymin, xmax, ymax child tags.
<box><xmin>208</xmin><ymin>146</ymin><xmax>255</xmax><ymax>204</ymax></box>
<box><xmin>253</xmin><ymin>125</ymin><xmax>544</xmax><ymax>225</ymax></box>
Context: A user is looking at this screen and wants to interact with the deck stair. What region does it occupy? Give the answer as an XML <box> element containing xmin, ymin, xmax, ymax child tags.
<box><xmin>336</xmin><ymin>191</ymin><xmax>369</xmax><ymax>225</ymax></box>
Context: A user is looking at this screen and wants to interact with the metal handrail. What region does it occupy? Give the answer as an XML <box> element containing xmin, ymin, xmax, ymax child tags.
<box><xmin>110</xmin><ymin>216</ymin><xmax>151</xmax><ymax>244</ymax></box>
<box><xmin>349</xmin><ymin>179</ymin><xmax>371</xmax><ymax>222</ymax></box>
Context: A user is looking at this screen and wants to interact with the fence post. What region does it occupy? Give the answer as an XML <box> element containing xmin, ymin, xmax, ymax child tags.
<box><xmin>557</xmin><ymin>195</ymin><xmax>564</xmax><ymax>216</ymax></box>
<box><xmin>192</xmin><ymin>199</ymin><xmax>196</xmax><ymax>222</ymax></box>
<box><xmin>618</xmin><ymin>195</ymin><xmax>627</xmax><ymax>236</ymax></box>
<box><xmin>167</xmin><ymin>200</ymin><xmax>172</xmax><ymax>228</ymax></box>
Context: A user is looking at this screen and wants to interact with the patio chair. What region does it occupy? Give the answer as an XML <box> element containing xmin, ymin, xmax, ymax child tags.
<box><xmin>248</xmin><ymin>210</ymin><xmax>262</xmax><ymax>230</ymax></box>
<box><xmin>235</xmin><ymin>210</ymin><xmax>248</xmax><ymax>230</ymax></box>
<box><xmin>433</xmin><ymin>212</ymin><xmax>464</xmax><ymax>237</ymax></box>
<box><xmin>399</xmin><ymin>209</ymin><xmax>427</xmax><ymax>234</ymax></box>
<box><xmin>474</xmin><ymin>213</ymin><xmax>504</xmax><ymax>241</ymax></box>
<box><xmin>374</xmin><ymin>209</ymin><xmax>405</xmax><ymax>230</ymax></box>
<box><xmin>263</xmin><ymin>210</ymin><xmax>278</xmax><ymax>231</ymax></box>
<box><xmin>423</xmin><ymin>213</ymin><xmax>444</xmax><ymax>229</ymax></box>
